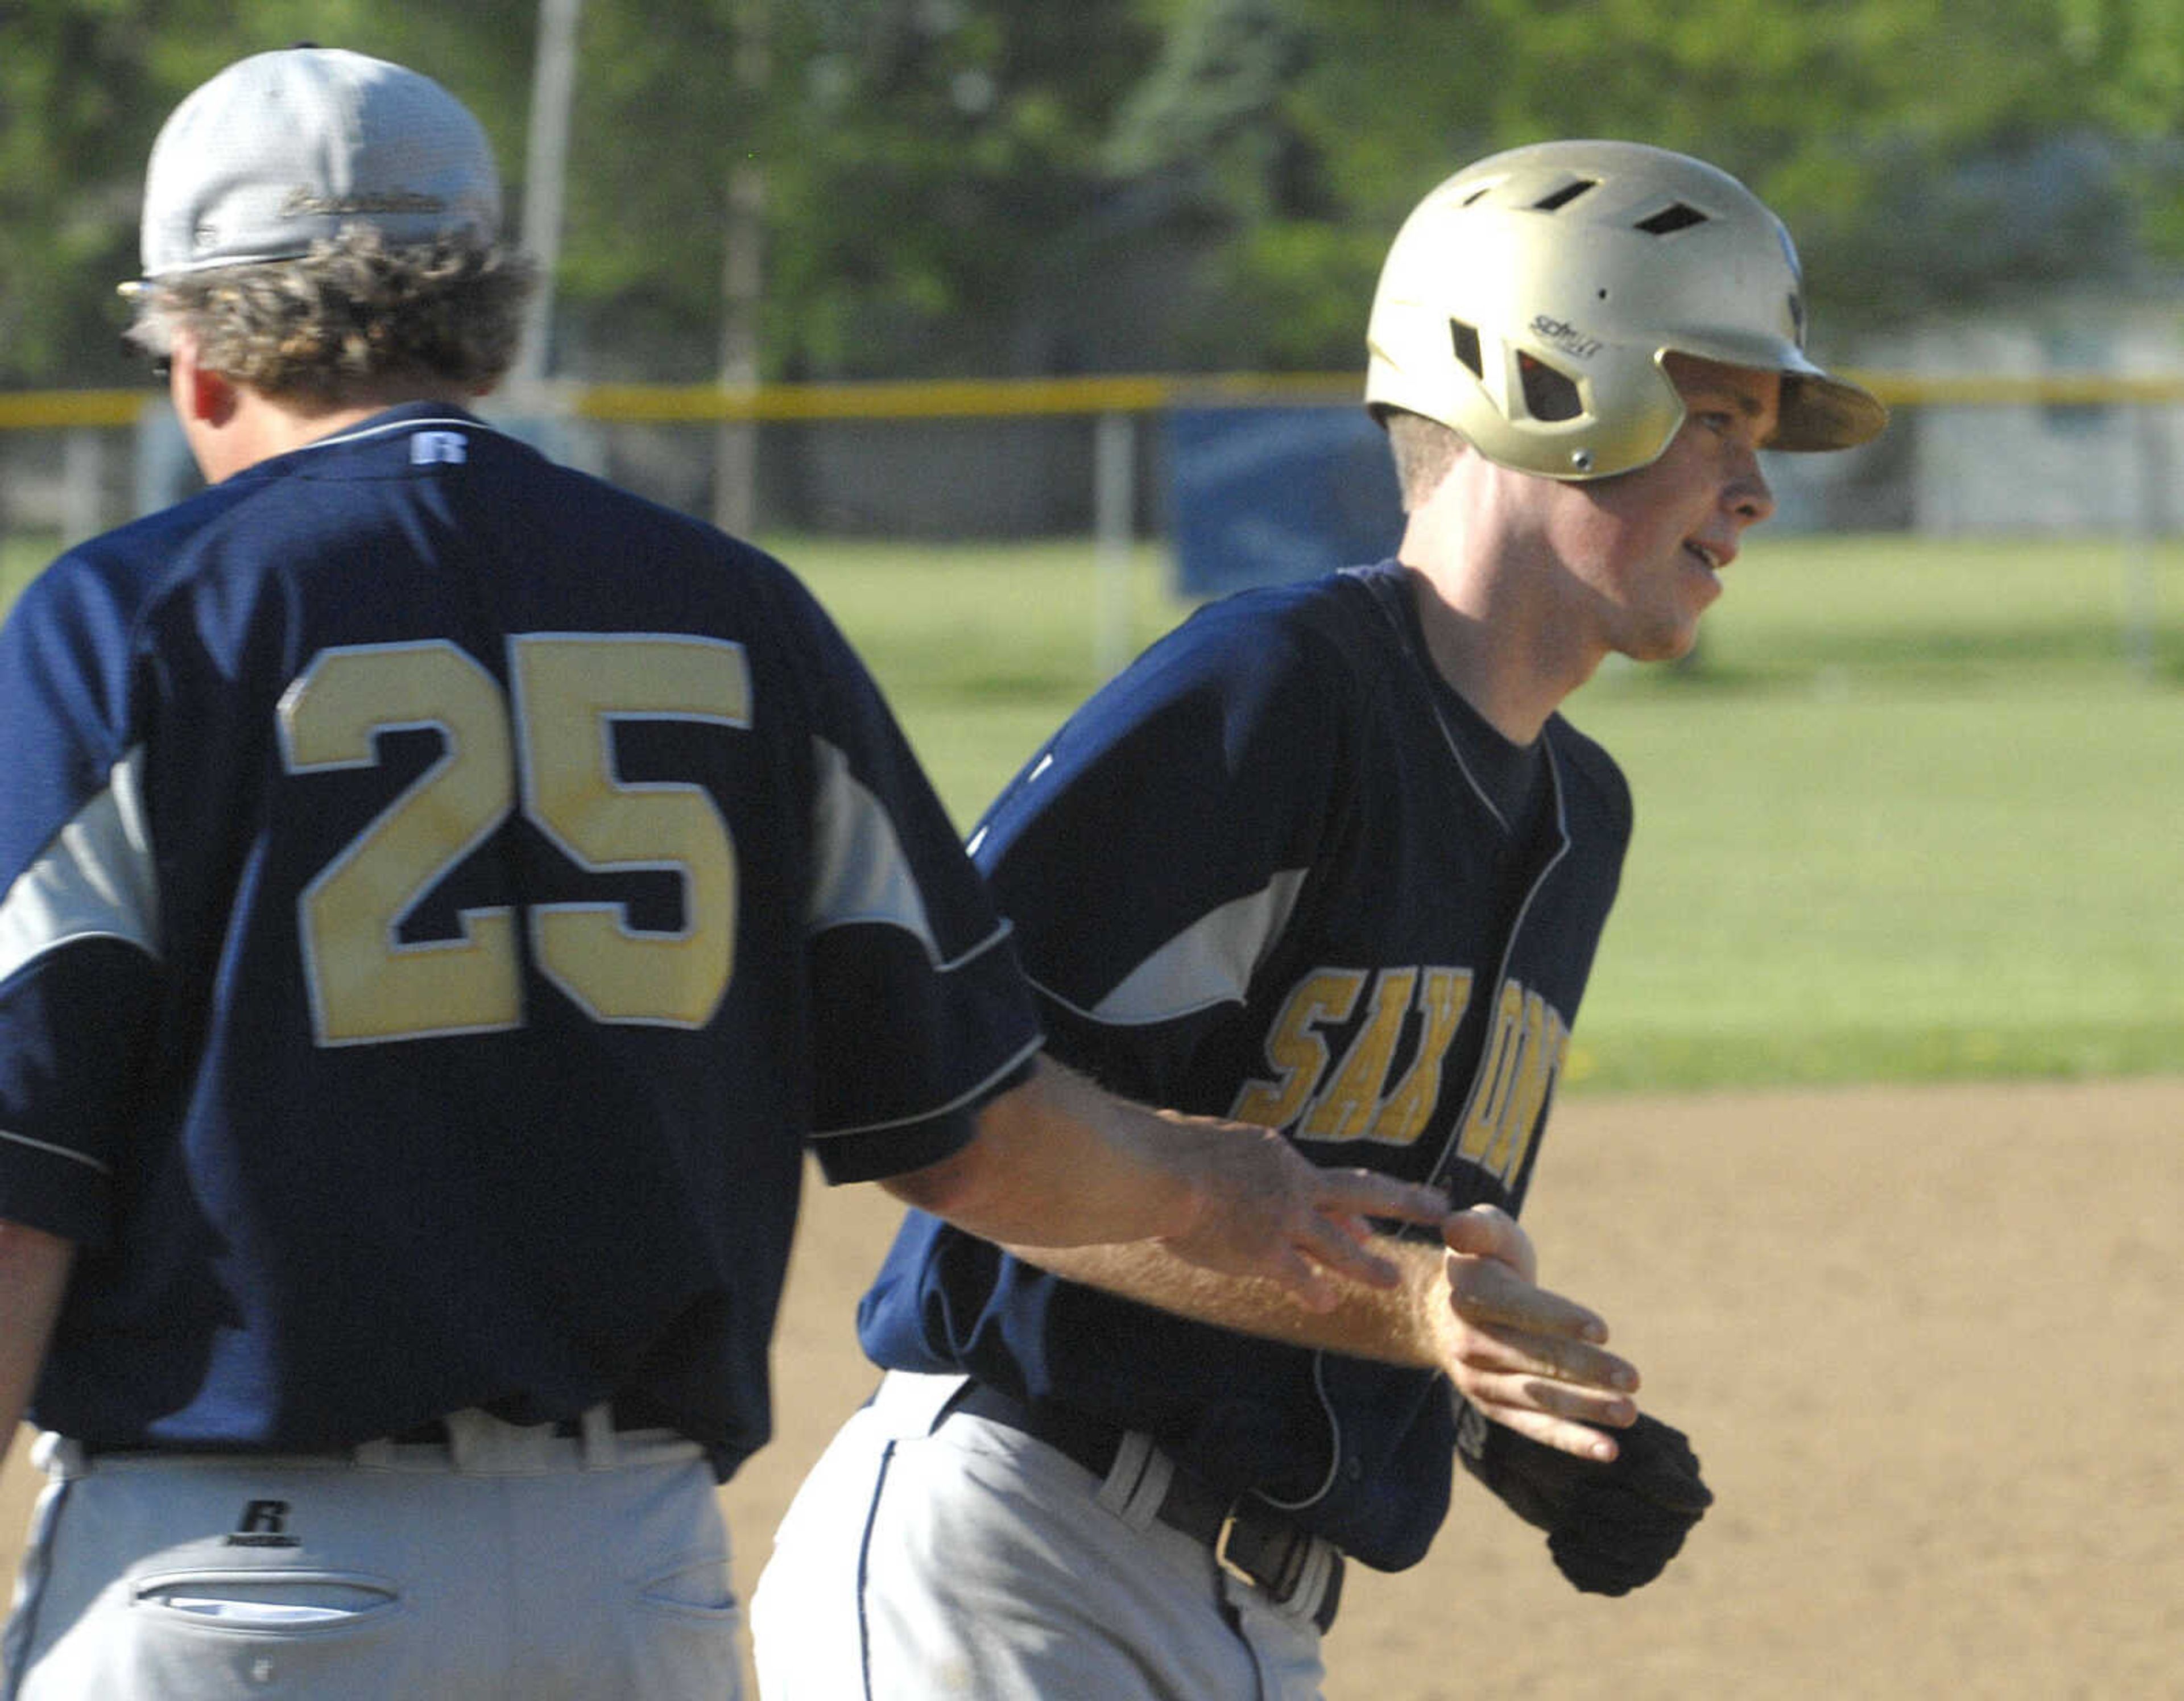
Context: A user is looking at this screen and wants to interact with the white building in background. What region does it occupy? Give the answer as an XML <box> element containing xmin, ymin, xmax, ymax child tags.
<box><xmin>1765</xmin><ymin>301</ymin><xmax>2184</xmax><ymax>537</ymax></box>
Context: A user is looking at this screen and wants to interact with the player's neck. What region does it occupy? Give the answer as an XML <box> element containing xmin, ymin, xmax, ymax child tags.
<box><xmin>1396</xmin><ymin>455</ymin><xmax>1624</xmax><ymax>741</ymax></box>
<box><xmin>1399</xmin><ymin>576</ymin><xmax>1578</xmax><ymax>746</ymax></box>
<box><xmin>1396</xmin><ymin>534</ymin><xmax>1599</xmax><ymax>749</ymax></box>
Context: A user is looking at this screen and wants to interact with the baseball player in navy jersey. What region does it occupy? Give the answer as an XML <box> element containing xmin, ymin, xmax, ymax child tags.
<box><xmin>752</xmin><ymin>141</ymin><xmax>1889</xmax><ymax>1698</ymax></box>
<box><xmin>0</xmin><ymin>47</ymin><xmax>1450</xmax><ymax>1700</ymax></box>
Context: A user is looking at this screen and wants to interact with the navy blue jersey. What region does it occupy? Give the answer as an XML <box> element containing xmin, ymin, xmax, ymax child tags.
<box><xmin>0</xmin><ymin>404</ymin><xmax>1039</xmax><ymax>1475</ymax></box>
<box><xmin>858</xmin><ymin>562</ymin><xmax>1631</xmax><ymax>1569</ymax></box>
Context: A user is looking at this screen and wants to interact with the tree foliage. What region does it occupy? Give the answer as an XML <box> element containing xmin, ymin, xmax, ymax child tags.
<box><xmin>2</xmin><ymin>0</ymin><xmax>2181</xmax><ymax>388</ymax></box>
<box><xmin>552</xmin><ymin>0</ymin><xmax>1161</xmax><ymax>379</ymax></box>
<box><xmin>1137</xmin><ymin>0</ymin><xmax>2184</xmax><ymax>365</ymax></box>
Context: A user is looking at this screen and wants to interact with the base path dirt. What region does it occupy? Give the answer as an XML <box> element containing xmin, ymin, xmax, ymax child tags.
<box><xmin>4</xmin><ymin>1077</ymin><xmax>2178</xmax><ymax>1696</ymax></box>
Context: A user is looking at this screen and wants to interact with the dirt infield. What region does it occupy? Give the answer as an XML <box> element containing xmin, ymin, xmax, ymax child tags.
<box><xmin>5</xmin><ymin>1076</ymin><xmax>2178</xmax><ymax>1697</ymax></box>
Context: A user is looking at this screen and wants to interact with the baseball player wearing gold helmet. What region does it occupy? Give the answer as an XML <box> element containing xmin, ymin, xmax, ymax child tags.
<box><xmin>754</xmin><ymin>140</ymin><xmax>1884</xmax><ymax>1699</ymax></box>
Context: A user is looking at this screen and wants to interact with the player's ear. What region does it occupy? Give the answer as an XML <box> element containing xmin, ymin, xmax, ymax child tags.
<box><xmin>171</xmin><ymin>333</ymin><xmax>238</xmax><ymax>428</ymax></box>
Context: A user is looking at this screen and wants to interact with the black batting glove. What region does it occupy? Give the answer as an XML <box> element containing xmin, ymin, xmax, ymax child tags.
<box><xmin>1454</xmin><ymin>1398</ymin><xmax>1712</xmax><ymax>1596</ymax></box>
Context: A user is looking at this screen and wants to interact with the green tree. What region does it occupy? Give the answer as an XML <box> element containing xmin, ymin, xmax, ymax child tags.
<box><xmin>1107</xmin><ymin>0</ymin><xmax>2184</xmax><ymax>367</ymax></box>
<box><xmin>550</xmin><ymin>0</ymin><xmax>1162</xmax><ymax>381</ymax></box>
<box><xmin>0</xmin><ymin>3</ymin><xmax>172</xmax><ymax>385</ymax></box>
<box><xmin>5</xmin><ymin>0</ymin><xmax>2182</xmax><ymax>390</ymax></box>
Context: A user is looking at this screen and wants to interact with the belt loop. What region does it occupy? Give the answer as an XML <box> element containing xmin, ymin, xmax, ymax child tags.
<box><xmin>441</xmin><ymin>1407</ymin><xmax>557</xmax><ymax>1473</ymax></box>
<box><xmin>31</xmin><ymin>1434</ymin><xmax>88</xmax><ymax>1481</ymax></box>
<box><xmin>442</xmin><ymin>1408</ymin><xmax>489</xmax><ymax>1472</ymax></box>
<box><xmin>579</xmin><ymin>1402</ymin><xmax>618</xmax><ymax>1471</ymax></box>
<box><xmin>1093</xmin><ymin>1431</ymin><xmax>1169</xmax><ymax>1531</ymax></box>
<box><xmin>1311</xmin><ymin>1546</ymin><xmax>1345</xmax><ymax>1633</ymax></box>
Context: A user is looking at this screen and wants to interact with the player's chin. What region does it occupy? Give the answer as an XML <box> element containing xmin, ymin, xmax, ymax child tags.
<box><xmin>1658</xmin><ymin>576</ymin><xmax>1720</xmax><ymax>658</ymax></box>
<box><xmin>1618</xmin><ymin>613</ymin><xmax>1705</xmax><ymax>665</ymax></box>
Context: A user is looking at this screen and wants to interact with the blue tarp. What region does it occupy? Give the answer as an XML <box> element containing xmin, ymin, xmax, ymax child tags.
<box><xmin>1165</xmin><ymin>406</ymin><xmax>1404</xmax><ymax>596</ymax></box>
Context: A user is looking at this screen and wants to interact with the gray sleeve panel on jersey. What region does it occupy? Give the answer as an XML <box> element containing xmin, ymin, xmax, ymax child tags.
<box><xmin>1032</xmin><ymin>866</ymin><xmax>1310</xmax><ymax>1027</ymax></box>
<box><xmin>0</xmin><ymin>748</ymin><xmax>161</xmax><ymax>989</ymax></box>
<box><xmin>803</xmin><ymin>730</ymin><xmax>1037</xmax><ymax>1151</ymax></box>
<box><xmin>806</xmin><ymin>733</ymin><xmax>967</xmax><ymax>965</ymax></box>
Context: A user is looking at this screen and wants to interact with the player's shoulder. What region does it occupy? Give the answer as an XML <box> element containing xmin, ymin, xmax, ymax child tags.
<box><xmin>1141</xmin><ymin>560</ymin><xmax>1404</xmax><ymax>690</ymax></box>
<box><xmin>1188</xmin><ymin>559</ymin><xmax>1398</xmax><ymax>635</ymax></box>
<box><xmin>470</xmin><ymin>424</ymin><xmax>824</xmax><ymax>594</ymax></box>
<box><xmin>3</xmin><ymin>476</ymin><xmax>255</xmax><ymax>650</ymax></box>
<box><xmin>313</xmin><ymin>408</ymin><xmax>847</xmax><ymax>639</ymax></box>
<box><xmin>1056</xmin><ymin>568</ymin><xmax>1393</xmax><ymax>777</ymax></box>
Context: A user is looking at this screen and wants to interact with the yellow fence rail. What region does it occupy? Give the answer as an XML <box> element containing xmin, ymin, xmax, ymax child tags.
<box><xmin>4</xmin><ymin>368</ymin><xmax>2174</xmax><ymax>682</ymax></box>
<box><xmin>11</xmin><ymin>368</ymin><xmax>2184</xmax><ymax>431</ymax></box>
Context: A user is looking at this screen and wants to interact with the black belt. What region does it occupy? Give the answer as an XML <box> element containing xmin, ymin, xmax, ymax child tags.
<box><xmin>948</xmin><ymin>1382</ymin><xmax>1343</xmax><ymax>1633</ymax></box>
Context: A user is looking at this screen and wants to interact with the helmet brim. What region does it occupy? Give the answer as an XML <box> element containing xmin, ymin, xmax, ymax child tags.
<box><xmin>1656</xmin><ymin>328</ymin><xmax>1889</xmax><ymax>455</ymax></box>
<box><xmin>1773</xmin><ymin>366</ymin><xmax>1890</xmax><ymax>453</ymax></box>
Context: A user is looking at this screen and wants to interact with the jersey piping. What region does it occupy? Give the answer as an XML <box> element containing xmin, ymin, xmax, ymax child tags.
<box><xmin>1421</xmin><ymin>748</ymin><xmax>1573</xmax><ymax>1192</ymax></box>
<box><xmin>1280</xmin><ymin>750</ymin><xmax>1575</xmax><ymax>1522</ymax></box>
<box><xmin>302</xmin><ymin>412</ymin><xmax>503</xmax><ymax>455</ymax></box>
<box><xmin>1358</xmin><ymin>567</ymin><xmax>1540</xmax><ymax>839</ymax></box>
<box><xmin>1028</xmin><ymin>867</ymin><xmax>1312</xmax><ymax>1027</ymax></box>
<box><xmin>810</xmin><ymin>1032</ymin><xmax>1044</xmax><ymax>1141</ymax></box>
<box><xmin>0</xmin><ymin>1129</ymin><xmax>111</xmax><ymax>1174</ymax></box>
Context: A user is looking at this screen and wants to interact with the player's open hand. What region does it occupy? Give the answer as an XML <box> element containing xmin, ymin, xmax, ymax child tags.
<box><xmin>1438</xmin><ymin>1205</ymin><xmax>1640</xmax><ymax>1461</ymax></box>
<box><xmin>1153</xmin><ymin>1112</ymin><xmax>1452</xmax><ymax>1311</ymax></box>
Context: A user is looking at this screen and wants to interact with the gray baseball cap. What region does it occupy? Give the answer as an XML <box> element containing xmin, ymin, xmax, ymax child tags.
<box><xmin>131</xmin><ymin>47</ymin><xmax>500</xmax><ymax>287</ymax></box>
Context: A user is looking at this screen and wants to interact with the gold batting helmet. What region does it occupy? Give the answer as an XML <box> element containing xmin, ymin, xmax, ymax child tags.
<box><xmin>1365</xmin><ymin>139</ymin><xmax>1887</xmax><ymax>479</ymax></box>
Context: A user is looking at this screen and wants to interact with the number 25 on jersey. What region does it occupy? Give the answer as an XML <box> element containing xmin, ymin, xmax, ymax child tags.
<box><xmin>278</xmin><ymin>633</ymin><xmax>748</xmax><ymax>1046</ymax></box>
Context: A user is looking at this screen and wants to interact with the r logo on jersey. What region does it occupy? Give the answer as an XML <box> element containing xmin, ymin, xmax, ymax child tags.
<box><xmin>411</xmin><ymin>430</ymin><xmax>468</xmax><ymax>466</ymax></box>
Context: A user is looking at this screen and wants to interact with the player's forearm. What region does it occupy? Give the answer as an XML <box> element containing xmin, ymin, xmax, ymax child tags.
<box><xmin>0</xmin><ymin>1221</ymin><xmax>75</xmax><ymax>1466</ymax></box>
<box><xmin>882</xmin><ymin>1057</ymin><xmax>1206</xmax><ymax>1248</ymax></box>
<box><xmin>1010</xmin><ymin>1233</ymin><xmax>1457</xmax><ymax>1368</ymax></box>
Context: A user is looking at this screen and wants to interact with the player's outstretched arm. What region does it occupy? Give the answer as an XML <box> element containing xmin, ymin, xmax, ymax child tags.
<box><xmin>1015</xmin><ymin>1204</ymin><xmax>1642</xmax><ymax>1460</ymax></box>
<box><xmin>0</xmin><ymin>1221</ymin><xmax>75</xmax><ymax>1473</ymax></box>
<box><xmin>879</xmin><ymin>1056</ymin><xmax>1450</xmax><ymax>1311</ymax></box>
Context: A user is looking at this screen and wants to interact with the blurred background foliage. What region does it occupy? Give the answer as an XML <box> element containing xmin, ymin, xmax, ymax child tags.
<box><xmin>6</xmin><ymin>0</ymin><xmax>2184</xmax><ymax>389</ymax></box>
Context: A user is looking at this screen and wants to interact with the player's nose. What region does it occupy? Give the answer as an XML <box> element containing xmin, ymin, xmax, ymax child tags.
<box><xmin>1727</xmin><ymin>460</ymin><xmax>1775</xmax><ymax>528</ymax></box>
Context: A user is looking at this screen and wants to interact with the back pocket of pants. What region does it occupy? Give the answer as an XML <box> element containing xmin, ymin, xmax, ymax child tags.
<box><xmin>134</xmin><ymin>1569</ymin><xmax>400</xmax><ymax>1634</ymax></box>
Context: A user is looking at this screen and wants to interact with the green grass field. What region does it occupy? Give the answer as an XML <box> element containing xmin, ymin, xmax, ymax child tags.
<box><xmin>6</xmin><ymin>527</ymin><xmax>2179</xmax><ymax>1093</ymax></box>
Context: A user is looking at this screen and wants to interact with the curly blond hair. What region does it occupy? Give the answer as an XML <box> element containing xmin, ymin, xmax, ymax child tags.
<box><xmin>129</xmin><ymin>226</ymin><xmax>536</xmax><ymax>403</ymax></box>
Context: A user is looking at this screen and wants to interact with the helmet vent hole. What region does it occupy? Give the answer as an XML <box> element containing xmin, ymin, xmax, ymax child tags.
<box><xmin>1635</xmin><ymin>202</ymin><xmax>1710</xmax><ymax>236</ymax></box>
<box><xmin>1531</xmin><ymin>179</ymin><xmax>1598</xmax><ymax>212</ymax></box>
<box><xmin>1449</xmin><ymin>319</ymin><xmax>1484</xmax><ymax>378</ymax></box>
<box><xmin>1518</xmin><ymin>353</ymin><xmax>1583</xmax><ymax>423</ymax></box>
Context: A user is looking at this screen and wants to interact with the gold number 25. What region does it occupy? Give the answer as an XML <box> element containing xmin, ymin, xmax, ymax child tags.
<box><xmin>277</xmin><ymin>634</ymin><xmax>750</xmax><ymax>1046</ymax></box>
